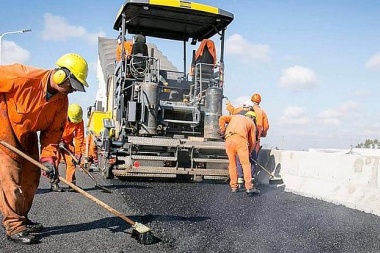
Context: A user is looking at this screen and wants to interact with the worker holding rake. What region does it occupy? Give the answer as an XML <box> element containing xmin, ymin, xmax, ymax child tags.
<box><xmin>0</xmin><ymin>53</ymin><xmax>89</xmax><ymax>244</ymax></box>
<box><xmin>226</xmin><ymin>93</ymin><xmax>269</xmax><ymax>187</ymax></box>
<box><xmin>55</xmin><ymin>104</ymin><xmax>86</xmax><ymax>192</ymax></box>
<box><xmin>219</xmin><ymin>111</ymin><xmax>260</xmax><ymax>194</ymax></box>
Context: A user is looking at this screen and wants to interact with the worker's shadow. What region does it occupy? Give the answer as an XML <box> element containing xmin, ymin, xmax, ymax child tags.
<box><xmin>37</xmin><ymin>214</ymin><xmax>209</xmax><ymax>244</ymax></box>
<box><xmin>36</xmin><ymin>186</ymin><xmax>113</xmax><ymax>194</ymax></box>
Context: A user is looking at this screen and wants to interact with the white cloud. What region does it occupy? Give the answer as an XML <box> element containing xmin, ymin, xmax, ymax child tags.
<box><xmin>284</xmin><ymin>106</ymin><xmax>304</xmax><ymax>118</ymax></box>
<box><xmin>318</xmin><ymin>100</ymin><xmax>360</xmax><ymax>126</ymax></box>
<box><xmin>232</xmin><ymin>96</ymin><xmax>251</xmax><ymax>107</ymax></box>
<box><xmin>1</xmin><ymin>40</ymin><xmax>30</xmax><ymax>64</ymax></box>
<box><xmin>281</xmin><ymin>106</ymin><xmax>310</xmax><ymax>126</ymax></box>
<box><xmin>321</xmin><ymin>118</ymin><xmax>341</xmax><ymax>127</ymax></box>
<box><xmin>279</xmin><ymin>65</ymin><xmax>317</xmax><ymax>91</ymax></box>
<box><xmin>365</xmin><ymin>53</ymin><xmax>380</xmax><ymax>71</ymax></box>
<box><xmin>41</xmin><ymin>13</ymin><xmax>105</xmax><ymax>44</ymax></box>
<box><xmin>226</xmin><ymin>34</ymin><xmax>271</xmax><ymax>61</ymax></box>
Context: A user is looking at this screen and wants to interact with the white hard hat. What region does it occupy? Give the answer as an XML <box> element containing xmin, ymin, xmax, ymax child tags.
<box><xmin>243</xmin><ymin>100</ymin><xmax>253</xmax><ymax>107</ymax></box>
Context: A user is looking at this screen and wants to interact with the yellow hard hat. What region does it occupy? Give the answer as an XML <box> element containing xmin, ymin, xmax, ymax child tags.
<box><xmin>251</xmin><ymin>93</ymin><xmax>261</xmax><ymax>104</ymax></box>
<box><xmin>68</xmin><ymin>104</ymin><xmax>83</xmax><ymax>123</ymax></box>
<box><xmin>245</xmin><ymin>111</ymin><xmax>256</xmax><ymax>118</ymax></box>
<box><xmin>56</xmin><ymin>53</ymin><xmax>89</xmax><ymax>88</ymax></box>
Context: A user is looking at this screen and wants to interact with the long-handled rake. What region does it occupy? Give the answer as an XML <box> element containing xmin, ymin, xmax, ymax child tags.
<box><xmin>58</xmin><ymin>143</ymin><xmax>112</xmax><ymax>193</ymax></box>
<box><xmin>0</xmin><ymin>140</ymin><xmax>154</xmax><ymax>245</ymax></box>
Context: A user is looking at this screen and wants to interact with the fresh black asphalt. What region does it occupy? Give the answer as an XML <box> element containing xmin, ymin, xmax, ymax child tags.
<box><xmin>1</xmin><ymin>168</ymin><xmax>380</xmax><ymax>253</ymax></box>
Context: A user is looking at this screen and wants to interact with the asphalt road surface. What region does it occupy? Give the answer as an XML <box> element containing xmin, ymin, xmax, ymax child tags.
<box><xmin>1</xmin><ymin>168</ymin><xmax>380</xmax><ymax>253</ymax></box>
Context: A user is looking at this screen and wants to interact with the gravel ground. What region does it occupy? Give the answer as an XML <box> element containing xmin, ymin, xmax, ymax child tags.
<box><xmin>1</xmin><ymin>168</ymin><xmax>380</xmax><ymax>253</ymax></box>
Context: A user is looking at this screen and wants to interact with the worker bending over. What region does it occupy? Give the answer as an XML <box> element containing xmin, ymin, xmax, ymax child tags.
<box><xmin>56</xmin><ymin>104</ymin><xmax>85</xmax><ymax>192</ymax></box>
<box><xmin>0</xmin><ymin>53</ymin><xmax>89</xmax><ymax>244</ymax></box>
<box><xmin>219</xmin><ymin>111</ymin><xmax>260</xmax><ymax>194</ymax></box>
<box><xmin>226</xmin><ymin>94</ymin><xmax>269</xmax><ymax>184</ymax></box>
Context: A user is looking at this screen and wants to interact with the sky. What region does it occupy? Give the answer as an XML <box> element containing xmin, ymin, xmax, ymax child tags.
<box><xmin>1</xmin><ymin>0</ymin><xmax>380</xmax><ymax>151</ymax></box>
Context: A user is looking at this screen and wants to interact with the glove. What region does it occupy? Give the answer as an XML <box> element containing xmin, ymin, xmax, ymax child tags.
<box><xmin>81</xmin><ymin>156</ymin><xmax>90</xmax><ymax>165</ymax></box>
<box><xmin>72</xmin><ymin>154</ymin><xmax>82</xmax><ymax>165</ymax></box>
<box><xmin>58</xmin><ymin>141</ymin><xmax>66</xmax><ymax>150</ymax></box>
<box><xmin>225</xmin><ymin>99</ymin><xmax>231</xmax><ymax>106</ymax></box>
<box><xmin>40</xmin><ymin>157</ymin><xmax>58</xmax><ymax>180</ymax></box>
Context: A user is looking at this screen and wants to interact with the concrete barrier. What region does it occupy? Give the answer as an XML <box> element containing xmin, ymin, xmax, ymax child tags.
<box><xmin>257</xmin><ymin>149</ymin><xmax>380</xmax><ymax>216</ymax></box>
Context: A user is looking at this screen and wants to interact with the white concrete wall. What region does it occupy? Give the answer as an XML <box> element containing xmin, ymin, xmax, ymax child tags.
<box><xmin>257</xmin><ymin>149</ymin><xmax>380</xmax><ymax>216</ymax></box>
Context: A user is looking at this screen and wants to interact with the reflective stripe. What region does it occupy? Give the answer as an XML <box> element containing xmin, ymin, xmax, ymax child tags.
<box><xmin>224</xmin><ymin>132</ymin><xmax>236</xmax><ymax>139</ymax></box>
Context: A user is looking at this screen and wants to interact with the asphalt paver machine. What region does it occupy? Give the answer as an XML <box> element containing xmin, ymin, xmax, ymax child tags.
<box><xmin>87</xmin><ymin>0</ymin><xmax>234</xmax><ymax>181</ymax></box>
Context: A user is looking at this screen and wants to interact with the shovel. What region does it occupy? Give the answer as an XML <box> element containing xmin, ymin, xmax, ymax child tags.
<box><xmin>252</xmin><ymin>158</ymin><xmax>284</xmax><ymax>185</ymax></box>
<box><xmin>58</xmin><ymin>143</ymin><xmax>112</xmax><ymax>193</ymax></box>
<box><xmin>0</xmin><ymin>140</ymin><xmax>154</xmax><ymax>245</ymax></box>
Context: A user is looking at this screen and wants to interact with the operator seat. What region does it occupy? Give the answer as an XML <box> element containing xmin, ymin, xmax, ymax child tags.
<box><xmin>190</xmin><ymin>39</ymin><xmax>217</xmax><ymax>100</ymax></box>
<box><xmin>192</xmin><ymin>39</ymin><xmax>216</xmax><ymax>79</ymax></box>
<box><xmin>130</xmin><ymin>34</ymin><xmax>149</xmax><ymax>79</ymax></box>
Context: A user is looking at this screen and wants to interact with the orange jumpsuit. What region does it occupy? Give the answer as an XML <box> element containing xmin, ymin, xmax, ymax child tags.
<box><xmin>219</xmin><ymin>115</ymin><xmax>256</xmax><ymax>190</ymax></box>
<box><xmin>0</xmin><ymin>64</ymin><xmax>68</xmax><ymax>236</ymax></box>
<box><xmin>194</xmin><ymin>39</ymin><xmax>217</xmax><ymax>66</ymax></box>
<box><xmin>85</xmin><ymin>132</ymin><xmax>98</xmax><ymax>162</ymax></box>
<box><xmin>116</xmin><ymin>40</ymin><xmax>133</xmax><ymax>62</ymax></box>
<box><xmin>58</xmin><ymin>120</ymin><xmax>85</xmax><ymax>183</ymax></box>
<box><xmin>190</xmin><ymin>39</ymin><xmax>217</xmax><ymax>76</ymax></box>
<box><xmin>226</xmin><ymin>102</ymin><xmax>269</xmax><ymax>153</ymax></box>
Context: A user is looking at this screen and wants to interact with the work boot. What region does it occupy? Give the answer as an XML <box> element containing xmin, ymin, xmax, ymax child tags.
<box><xmin>50</xmin><ymin>182</ymin><xmax>64</xmax><ymax>192</ymax></box>
<box><xmin>7</xmin><ymin>230</ymin><xmax>38</xmax><ymax>244</ymax></box>
<box><xmin>25</xmin><ymin>219</ymin><xmax>43</xmax><ymax>233</ymax></box>
<box><xmin>89</xmin><ymin>162</ymin><xmax>98</xmax><ymax>172</ymax></box>
<box><xmin>246</xmin><ymin>187</ymin><xmax>260</xmax><ymax>194</ymax></box>
<box><xmin>238</xmin><ymin>177</ymin><xmax>244</xmax><ymax>189</ymax></box>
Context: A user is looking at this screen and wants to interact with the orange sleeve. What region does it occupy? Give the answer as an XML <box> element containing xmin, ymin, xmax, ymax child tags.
<box><xmin>261</xmin><ymin>110</ymin><xmax>269</xmax><ymax>137</ymax></box>
<box><xmin>0</xmin><ymin>64</ymin><xmax>23</xmax><ymax>93</ymax></box>
<box><xmin>218</xmin><ymin>115</ymin><xmax>231</xmax><ymax>133</ymax></box>
<box><xmin>225</xmin><ymin>102</ymin><xmax>234</xmax><ymax>114</ymax></box>
<box><xmin>40</xmin><ymin>98</ymin><xmax>69</xmax><ymax>161</ymax></box>
<box><xmin>226</xmin><ymin>102</ymin><xmax>244</xmax><ymax>115</ymax></box>
<box><xmin>73</xmin><ymin>121</ymin><xmax>85</xmax><ymax>157</ymax></box>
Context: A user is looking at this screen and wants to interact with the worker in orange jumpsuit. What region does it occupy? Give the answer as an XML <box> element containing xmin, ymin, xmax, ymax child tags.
<box><xmin>250</xmin><ymin>93</ymin><xmax>270</xmax><ymax>139</ymax></box>
<box><xmin>227</xmin><ymin>95</ymin><xmax>269</xmax><ymax>185</ymax></box>
<box><xmin>83</xmin><ymin>130</ymin><xmax>98</xmax><ymax>171</ymax></box>
<box><xmin>225</xmin><ymin>100</ymin><xmax>257</xmax><ymax>187</ymax></box>
<box><xmin>116</xmin><ymin>33</ymin><xmax>133</xmax><ymax>62</ymax></box>
<box><xmin>0</xmin><ymin>53</ymin><xmax>89</xmax><ymax>244</ymax></box>
<box><xmin>219</xmin><ymin>111</ymin><xmax>259</xmax><ymax>194</ymax></box>
<box><xmin>247</xmin><ymin>93</ymin><xmax>269</xmax><ymax>179</ymax></box>
<box><xmin>56</xmin><ymin>104</ymin><xmax>85</xmax><ymax>192</ymax></box>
